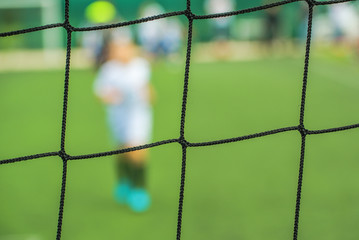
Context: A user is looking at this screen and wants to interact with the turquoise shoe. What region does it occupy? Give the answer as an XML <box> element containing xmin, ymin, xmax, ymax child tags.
<box><xmin>114</xmin><ymin>180</ymin><xmax>131</xmax><ymax>204</ymax></box>
<box><xmin>128</xmin><ymin>188</ymin><xmax>151</xmax><ymax>212</ymax></box>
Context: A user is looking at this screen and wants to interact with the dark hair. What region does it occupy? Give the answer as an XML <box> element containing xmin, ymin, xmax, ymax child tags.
<box><xmin>95</xmin><ymin>30</ymin><xmax>112</xmax><ymax>69</ymax></box>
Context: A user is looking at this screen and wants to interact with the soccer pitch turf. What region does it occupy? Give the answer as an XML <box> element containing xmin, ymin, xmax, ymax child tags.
<box><xmin>0</xmin><ymin>57</ymin><xmax>358</xmax><ymax>240</ymax></box>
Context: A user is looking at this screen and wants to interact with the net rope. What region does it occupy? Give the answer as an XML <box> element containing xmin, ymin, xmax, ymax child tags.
<box><xmin>0</xmin><ymin>0</ymin><xmax>358</xmax><ymax>239</ymax></box>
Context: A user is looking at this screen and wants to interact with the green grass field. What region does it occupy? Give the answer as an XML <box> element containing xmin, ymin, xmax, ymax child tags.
<box><xmin>0</xmin><ymin>55</ymin><xmax>359</xmax><ymax>240</ymax></box>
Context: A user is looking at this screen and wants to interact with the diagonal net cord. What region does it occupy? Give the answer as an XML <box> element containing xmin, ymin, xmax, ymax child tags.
<box><xmin>0</xmin><ymin>0</ymin><xmax>358</xmax><ymax>239</ymax></box>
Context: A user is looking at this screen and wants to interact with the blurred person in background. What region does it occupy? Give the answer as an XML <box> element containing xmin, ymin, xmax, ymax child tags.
<box><xmin>204</xmin><ymin>0</ymin><xmax>235</xmax><ymax>59</ymax></box>
<box><xmin>328</xmin><ymin>2</ymin><xmax>359</xmax><ymax>57</ymax></box>
<box><xmin>295</xmin><ymin>3</ymin><xmax>309</xmax><ymax>43</ymax></box>
<box><xmin>93</xmin><ymin>27</ymin><xmax>154</xmax><ymax>213</ymax></box>
<box><xmin>137</xmin><ymin>1</ymin><xmax>183</xmax><ymax>60</ymax></box>
<box><xmin>205</xmin><ymin>0</ymin><xmax>235</xmax><ymax>40</ymax></box>
<box><xmin>262</xmin><ymin>0</ymin><xmax>282</xmax><ymax>53</ymax></box>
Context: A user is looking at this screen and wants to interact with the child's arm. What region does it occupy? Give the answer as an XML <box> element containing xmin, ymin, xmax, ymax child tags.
<box><xmin>97</xmin><ymin>87</ymin><xmax>123</xmax><ymax>105</ymax></box>
<box><xmin>147</xmin><ymin>83</ymin><xmax>157</xmax><ymax>105</ymax></box>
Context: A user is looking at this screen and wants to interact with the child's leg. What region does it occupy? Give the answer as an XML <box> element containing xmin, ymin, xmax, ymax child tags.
<box><xmin>114</xmin><ymin>154</ymin><xmax>133</xmax><ymax>204</ymax></box>
<box><xmin>125</xmin><ymin>149</ymin><xmax>149</xmax><ymax>188</ymax></box>
<box><xmin>116</xmin><ymin>154</ymin><xmax>131</xmax><ymax>182</ymax></box>
<box><xmin>125</xmin><ymin>149</ymin><xmax>151</xmax><ymax>212</ymax></box>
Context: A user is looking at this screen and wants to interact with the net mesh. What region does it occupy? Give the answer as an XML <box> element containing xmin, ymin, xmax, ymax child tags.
<box><xmin>1</xmin><ymin>0</ymin><xmax>359</xmax><ymax>239</ymax></box>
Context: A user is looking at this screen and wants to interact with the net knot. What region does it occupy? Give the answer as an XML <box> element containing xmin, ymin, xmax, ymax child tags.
<box><xmin>63</xmin><ymin>22</ymin><xmax>74</xmax><ymax>32</ymax></box>
<box><xmin>185</xmin><ymin>10</ymin><xmax>195</xmax><ymax>20</ymax></box>
<box><xmin>178</xmin><ymin>138</ymin><xmax>189</xmax><ymax>147</ymax></box>
<box><xmin>58</xmin><ymin>150</ymin><xmax>70</xmax><ymax>161</ymax></box>
<box><xmin>298</xmin><ymin>125</ymin><xmax>308</xmax><ymax>136</ymax></box>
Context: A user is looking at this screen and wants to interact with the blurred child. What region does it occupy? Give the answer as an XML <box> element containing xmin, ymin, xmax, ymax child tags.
<box><xmin>93</xmin><ymin>28</ymin><xmax>153</xmax><ymax>212</ymax></box>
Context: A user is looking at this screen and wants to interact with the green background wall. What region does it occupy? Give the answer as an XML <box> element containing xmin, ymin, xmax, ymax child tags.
<box><xmin>0</xmin><ymin>0</ymin><xmax>321</xmax><ymax>49</ymax></box>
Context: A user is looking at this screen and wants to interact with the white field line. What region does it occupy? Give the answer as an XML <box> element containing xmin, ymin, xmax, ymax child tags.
<box><xmin>0</xmin><ymin>49</ymin><xmax>92</xmax><ymax>72</ymax></box>
<box><xmin>0</xmin><ymin>42</ymin><xmax>269</xmax><ymax>72</ymax></box>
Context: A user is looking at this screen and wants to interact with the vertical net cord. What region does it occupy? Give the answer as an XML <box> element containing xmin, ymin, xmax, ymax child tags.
<box><xmin>56</xmin><ymin>159</ymin><xmax>68</xmax><ymax>240</ymax></box>
<box><xmin>176</xmin><ymin>1</ymin><xmax>193</xmax><ymax>238</ymax></box>
<box><xmin>293</xmin><ymin>3</ymin><xmax>313</xmax><ymax>240</ymax></box>
<box><xmin>60</xmin><ymin>0</ymin><xmax>72</xmax><ymax>152</ymax></box>
<box><xmin>56</xmin><ymin>0</ymin><xmax>72</xmax><ymax>239</ymax></box>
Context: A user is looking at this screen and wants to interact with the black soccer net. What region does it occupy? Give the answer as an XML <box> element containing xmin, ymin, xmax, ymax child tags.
<box><xmin>1</xmin><ymin>0</ymin><xmax>358</xmax><ymax>239</ymax></box>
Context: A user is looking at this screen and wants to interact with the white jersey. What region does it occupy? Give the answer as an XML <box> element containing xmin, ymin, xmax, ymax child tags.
<box><xmin>94</xmin><ymin>58</ymin><xmax>150</xmax><ymax>106</ymax></box>
<box><xmin>94</xmin><ymin>58</ymin><xmax>152</xmax><ymax>146</ymax></box>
